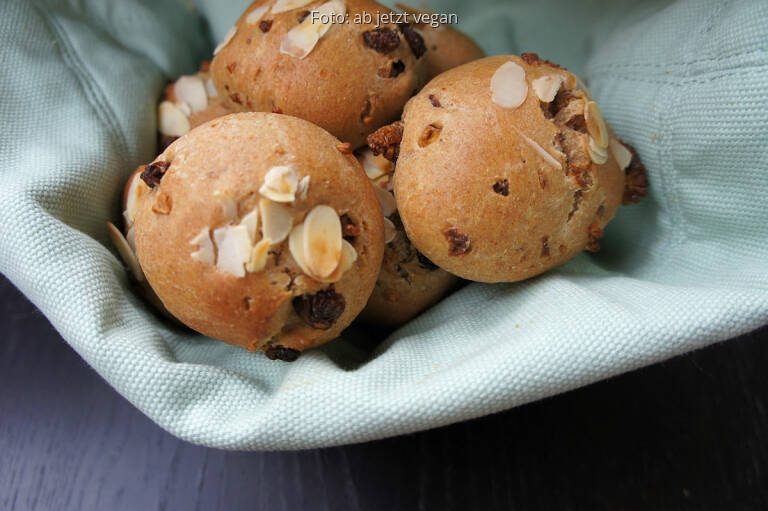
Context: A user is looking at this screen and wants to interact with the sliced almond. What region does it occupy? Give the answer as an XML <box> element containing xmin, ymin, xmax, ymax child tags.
<box><xmin>271</xmin><ymin>0</ymin><xmax>313</xmax><ymax>13</ymax></box>
<box><xmin>296</xmin><ymin>175</ymin><xmax>310</xmax><ymax>201</ymax></box>
<box><xmin>280</xmin><ymin>0</ymin><xmax>345</xmax><ymax>59</ymax></box>
<box><xmin>213</xmin><ymin>190</ymin><xmax>237</xmax><ymax>222</ymax></box>
<box><xmin>316</xmin><ymin>239</ymin><xmax>357</xmax><ymax>283</ymax></box>
<box><xmin>213</xmin><ymin>25</ymin><xmax>237</xmax><ymax>56</ymax></box>
<box><xmin>288</xmin><ymin>222</ymin><xmax>312</xmax><ymax>276</ymax></box>
<box><xmin>239</xmin><ymin>209</ymin><xmax>260</xmax><ymax>242</ymax></box>
<box><xmin>213</xmin><ymin>225</ymin><xmax>251</xmax><ymax>277</ymax></box>
<box><xmin>175</xmin><ymin>101</ymin><xmax>192</xmax><ymax>117</ymax></box>
<box><xmin>245</xmin><ymin>4</ymin><xmax>270</xmax><ymax>23</ymax></box>
<box><xmin>123</xmin><ymin>172</ymin><xmax>144</xmax><ymax>228</ymax></box>
<box><xmin>125</xmin><ymin>226</ymin><xmax>136</xmax><ymax>252</ymax></box>
<box><xmin>289</xmin><ymin>222</ymin><xmax>355</xmax><ymax>283</ymax></box>
<box><xmin>575</xmin><ymin>75</ymin><xmax>594</xmax><ymax>101</ymax></box>
<box><xmin>174</xmin><ymin>76</ymin><xmax>207</xmax><ymax>114</ymax></box>
<box><xmin>610</xmin><ymin>138</ymin><xmax>633</xmax><ymax>170</ymax></box>
<box><xmin>107</xmin><ymin>221</ymin><xmax>145</xmax><ymax>282</ymax></box>
<box><xmin>303</xmin><ymin>204</ymin><xmax>342</xmax><ymax>278</ymax></box>
<box><xmin>531</xmin><ymin>74</ymin><xmax>563</xmax><ymax>103</ymax></box>
<box><xmin>512</xmin><ymin>127</ymin><xmax>562</xmax><ymax>170</ymax></box>
<box><xmin>383</xmin><ymin>216</ymin><xmax>397</xmax><ymax>244</ymax></box>
<box><xmin>204</xmin><ymin>76</ymin><xmax>218</xmax><ymax>98</ymax></box>
<box><xmin>585</xmin><ymin>101</ymin><xmax>609</xmax><ymax>149</ymax></box>
<box><xmin>190</xmin><ymin>227</ymin><xmax>215</xmax><ymax>265</ymax></box>
<box><xmin>359</xmin><ymin>148</ymin><xmax>394</xmax><ymax>180</ymax></box>
<box><xmin>373</xmin><ymin>184</ymin><xmax>396</xmax><ymax>217</ymax></box>
<box><xmin>158</xmin><ymin>101</ymin><xmax>190</xmax><ymax>137</ymax></box>
<box><xmin>246</xmin><ymin>237</ymin><xmax>272</xmax><ymax>273</ymax></box>
<box><xmin>259</xmin><ymin>198</ymin><xmax>293</xmax><ymax>244</ymax></box>
<box><xmin>490</xmin><ymin>61</ymin><xmax>528</xmax><ymax>109</ymax></box>
<box><xmin>259</xmin><ymin>165</ymin><xmax>298</xmax><ymax>202</ymax></box>
<box><xmin>588</xmin><ymin>137</ymin><xmax>608</xmax><ymax>165</ymax></box>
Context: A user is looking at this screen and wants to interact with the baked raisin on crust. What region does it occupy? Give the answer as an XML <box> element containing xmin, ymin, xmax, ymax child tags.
<box><xmin>366</xmin><ymin>121</ymin><xmax>404</xmax><ymax>162</ymax></box>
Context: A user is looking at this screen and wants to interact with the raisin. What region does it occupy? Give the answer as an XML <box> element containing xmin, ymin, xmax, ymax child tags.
<box><xmin>586</xmin><ymin>223</ymin><xmax>604</xmax><ymax>252</ymax></box>
<box><xmin>340</xmin><ymin>214</ymin><xmax>360</xmax><ymax>239</ymax></box>
<box><xmin>292</xmin><ymin>287</ymin><xmax>346</xmax><ymax>330</ymax></box>
<box><xmin>418</xmin><ymin>123</ymin><xmax>441</xmax><ymax>147</ymax></box>
<box><xmin>362</xmin><ymin>28</ymin><xmax>400</xmax><ymax>54</ymax></box>
<box><xmin>493</xmin><ymin>179</ymin><xmax>509</xmax><ymax>196</ymax></box>
<box><xmin>225</xmin><ymin>62</ymin><xmax>237</xmax><ymax>74</ymax></box>
<box><xmin>388</xmin><ymin>60</ymin><xmax>405</xmax><ymax>78</ymax></box>
<box><xmin>140</xmin><ymin>161</ymin><xmax>170</xmax><ymax>188</ymax></box>
<box><xmin>399</xmin><ymin>24</ymin><xmax>426</xmax><ymax>58</ymax></box>
<box><xmin>336</xmin><ymin>142</ymin><xmax>353</xmax><ymax>154</ymax></box>
<box><xmin>428</xmin><ymin>94</ymin><xmax>441</xmax><ymax>107</ymax></box>
<box><xmin>568</xmin><ymin>190</ymin><xmax>583</xmax><ymax>220</ymax></box>
<box><xmin>229</xmin><ymin>92</ymin><xmax>243</xmax><ymax>105</ymax></box>
<box><xmin>416</xmin><ymin>251</ymin><xmax>439</xmax><ymax>271</ymax></box>
<box><xmin>366</xmin><ymin>121</ymin><xmax>403</xmax><ymax>162</ymax></box>
<box><xmin>265</xmin><ymin>345</ymin><xmax>300</xmax><ymax>362</ymax></box>
<box><xmin>620</xmin><ymin>140</ymin><xmax>649</xmax><ymax>205</ymax></box>
<box><xmin>541</xmin><ymin>236</ymin><xmax>550</xmax><ymax>257</ymax></box>
<box><xmin>259</xmin><ymin>19</ymin><xmax>273</xmax><ymax>33</ymax></box>
<box><xmin>445</xmin><ymin>228</ymin><xmax>470</xmax><ymax>256</ymax></box>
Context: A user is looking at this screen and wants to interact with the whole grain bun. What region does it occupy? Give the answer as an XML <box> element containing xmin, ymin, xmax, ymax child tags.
<box><xmin>387</xmin><ymin>54</ymin><xmax>647</xmax><ymax>283</ymax></box>
<box><xmin>355</xmin><ymin>149</ymin><xmax>458</xmax><ymax>326</ymax></box>
<box><xmin>210</xmin><ymin>0</ymin><xmax>428</xmax><ymax>148</ymax></box>
<box><xmin>132</xmin><ymin>112</ymin><xmax>385</xmax><ymax>360</ymax></box>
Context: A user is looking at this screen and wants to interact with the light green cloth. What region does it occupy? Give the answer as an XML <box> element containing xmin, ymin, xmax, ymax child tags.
<box><xmin>1</xmin><ymin>0</ymin><xmax>767</xmax><ymax>450</ymax></box>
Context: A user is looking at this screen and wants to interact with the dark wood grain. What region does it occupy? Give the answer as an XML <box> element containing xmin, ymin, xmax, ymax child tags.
<box><xmin>1</xmin><ymin>274</ymin><xmax>767</xmax><ymax>510</ymax></box>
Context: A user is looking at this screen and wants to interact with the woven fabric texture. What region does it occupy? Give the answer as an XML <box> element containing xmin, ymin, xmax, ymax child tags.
<box><xmin>1</xmin><ymin>0</ymin><xmax>766</xmax><ymax>449</ymax></box>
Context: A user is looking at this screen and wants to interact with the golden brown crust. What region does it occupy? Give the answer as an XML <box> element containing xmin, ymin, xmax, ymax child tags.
<box><xmin>358</xmin><ymin>215</ymin><xmax>458</xmax><ymax>326</ymax></box>
<box><xmin>211</xmin><ymin>0</ymin><xmax>427</xmax><ymax>148</ymax></box>
<box><xmin>133</xmin><ymin>113</ymin><xmax>384</xmax><ymax>355</ymax></box>
<box><xmin>393</xmin><ymin>55</ymin><xmax>628</xmax><ymax>283</ymax></box>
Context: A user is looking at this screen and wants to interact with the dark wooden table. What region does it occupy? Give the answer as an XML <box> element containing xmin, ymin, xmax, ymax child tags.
<box><xmin>1</xmin><ymin>274</ymin><xmax>766</xmax><ymax>510</ymax></box>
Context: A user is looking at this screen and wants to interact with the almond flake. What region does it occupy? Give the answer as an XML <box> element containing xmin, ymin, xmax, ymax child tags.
<box><xmin>213</xmin><ymin>190</ymin><xmax>237</xmax><ymax>221</ymax></box>
<box><xmin>588</xmin><ymin>137</ymin><xmax>608</xmax><ymax>165</ymax></box>
<box><xmin>303</xmin><ymin>204</ymin><xmax>342</xmax><ymax>278</ymax></box>
<box><xmin>360</xmin><ymin>149</ymin><xmax>394</xmax><ymax>180</ymax></box>
<box><xmin>271</xmin><ymin>0</ymin><xmax>313</xmax><ymax>14</ymax></box>
<box><xmin>512</xmin><ymin>127</ymin><xmax>562</xmax><ymax>170</ymax></box>
<box><xmin>490</xmin><ymin>61</ymin><xmax>528</xmax><ymax>109</ymax></box>
<box><xmin>259</xmin><ymin>198</ymin><xmax>293</xmax><ymax>244</ymax></box>
<box><xmin>204</xmin><ymin>77</ymin><xmax>218</xmax><ymax>98</ymax></box>
<box><xmin>214</xmin><ymin>25</ymin><xmax>237</xmax><ymax>56</ymax></box>
<box><xmin>158</xmin><ymin>101</ymin><xmax>190</xmax><ymax>137</ymax></box>
<box><xmin>190</xmin><ymin>227</ymin><xmax>215</xmax><ymax>265</ymax></box>
<box><xmin>531</xmin><ymin>74</ymin><xmax>563</xmax><ymax>103</ymax></box>
<box><xmin>240</xmin><ymin>209</ymin><xmax>260</xmax><ymax>242</ymax></box>
<box><xmin>213</xmin><ymin>225</ymin><xmax>251</xmax><ymax>277</ymax></box>
<box><xmin>280</xmin><ymin>0</ymin><xmax>345</xmax><ymax>59</ymax></box>
<box><xmin>123</xmin><ymin>172</ymin><xmax>144</xmax><ymax>228</ymax></box>
<box><xmin>317</xmin><ymin>239</ymin><xmax>356</xmax><ymax>283</ymax></box>
<box><xmin>585</xmin><ymin>101</ymin><xmax>608</xmax><ymax>149</ymax></box>
<box><xmin>373</xmin><ymin>184</ymin><xmax>396</xmax><ymax>217</ymax></box>
<box><xmin>174</xmin><ymin>76</ymin><xmax>207</xmax><ymax>114</ymax></box>
<box><xmin>259</xmin><ymin>165</ymin><xmax>298</xmax><ymax>202</ymax></box>
<box><xmin>296</xmin><ymin>175</ymin><xmax>310</xmax><ymax>200</ymax></box>
<box><xmin>288</xmin><ymin>222</ymin><xmax>313</xmax><ymax>276</ymax></box>
<box><xmin>289</xmin><ymin>222</ymin><xmax>355</xmax><ymax>283</ymax></box>
<box><xmin>383</xmin><ymin>217</ymin><xmax>396</xmax><ymax>244</ymax></box>
<box><xmin>246</xmin><ymin>237</ymin><xmax>272</xmax><ymax>273</ymax></box>
<box><xmin>245</xmin><ymin>4</ymin><xmax>270</xmax><ymax>23</ymax></box>
<box><xmin>107</xmin><ymin>221</ymin><xmax>145</xmax><ymax>282</ymax></box>
<box><xmin>125</xmin><ymin>226</ymin><xmax>136</xmax><ymax>252</ymax></box>
<box><xmin>610</xmin><ymin>138</ymin><xmax>633</xmax><ymax>170</ymax></box>
<box><xmin>176</xmin><ymin>101</ymin><xmax>192</xmax><ymax>116</ymax></box>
